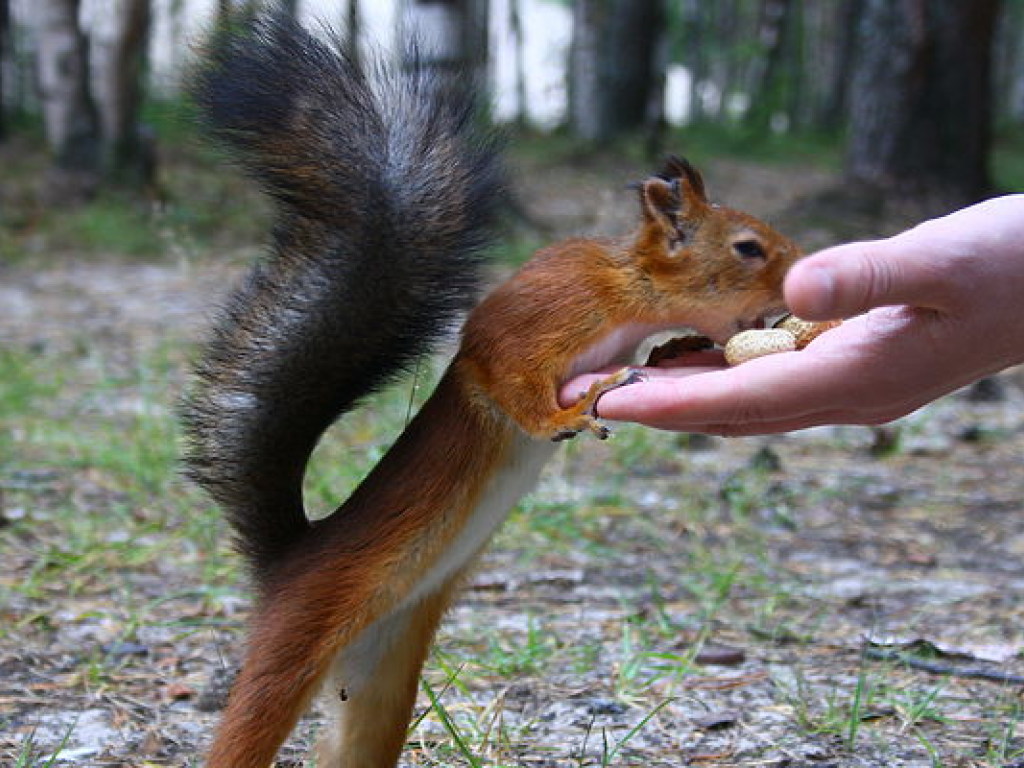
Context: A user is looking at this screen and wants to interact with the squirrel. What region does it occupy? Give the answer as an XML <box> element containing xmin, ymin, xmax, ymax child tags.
<box><xmin>182</xmin><ymin>14</ymin><xmax>803</xmax><ymax>768</ymax></box>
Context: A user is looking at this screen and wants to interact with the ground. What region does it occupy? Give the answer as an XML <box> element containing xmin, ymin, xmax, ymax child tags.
<box><xmin>1</xmin><ymin>151</ymin><xmax>1022</xmax><ymax>768</ymax></box>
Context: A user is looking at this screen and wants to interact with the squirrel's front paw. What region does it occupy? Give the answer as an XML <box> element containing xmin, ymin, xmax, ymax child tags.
<box><xmin>550</xmin><ymin>415</ymin><xmax>611</xmax><ymax>442</ymax></box>
<box><xmin>547</xmin><ymin>367</ymin><xmax>645</xmax><ymax>442</ymax></box>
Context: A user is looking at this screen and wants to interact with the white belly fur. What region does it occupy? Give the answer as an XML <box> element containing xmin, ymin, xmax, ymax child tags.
<box><xmin>334</xmin><ymin>430</ymin><xmax>557</xmax><ymax>695</ymax></box>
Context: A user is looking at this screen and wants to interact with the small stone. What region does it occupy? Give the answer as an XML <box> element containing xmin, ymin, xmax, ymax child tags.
<box><xmin>586</xmin><ymin>699</ymin><xmax>626</xmax><ymax>716</ymax></box>
<box><xmin>692</xmin><ymin>710</ymin><xmax>740</xmax><ymax>730</ymax></box>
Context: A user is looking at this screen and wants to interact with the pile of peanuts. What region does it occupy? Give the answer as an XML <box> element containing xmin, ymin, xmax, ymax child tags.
<box><xmin>724</xmin><ymin>315</ymin><xmax>841</xmax><ymax>366</ymax></box>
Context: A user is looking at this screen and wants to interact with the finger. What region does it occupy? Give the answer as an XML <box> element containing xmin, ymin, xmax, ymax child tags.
<box><xmin>557</xmin><ymin>362</ymin><xmax>723</xmax><ymax>410</ymax></box>
<box><xmin>682</xmin><ymin>406</ymin><xmax>907</xmax><ymax>437</ymax></box>
<box><xmin>786</xmin><ymin>235</ymin><xmax>956</xmax><ymax>321</ymax></box>
<box><xmin>590</xmin><ymin>341</ymin><xmax>888</xmax><ymax>430</ymax></box>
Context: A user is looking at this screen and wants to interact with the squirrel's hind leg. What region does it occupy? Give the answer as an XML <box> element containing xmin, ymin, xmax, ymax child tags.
<box><xmin>207</xmin><ymin>595</ymin><xmax>340</xmax><ymax>768</ymax></box>
<box><xmin>316</xmin><ymin>579</ymin><xmax>460</xmax><ymax>768</ymax></box>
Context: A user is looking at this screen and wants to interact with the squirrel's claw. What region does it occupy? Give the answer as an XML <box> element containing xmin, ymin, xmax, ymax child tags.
<box><xmin>549</xmin><ymin>367</ymin><xmax>644</xmax><ymax>442</ymax></box>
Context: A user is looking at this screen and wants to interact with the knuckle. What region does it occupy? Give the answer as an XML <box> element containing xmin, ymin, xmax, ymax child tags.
<box><xmin>852</xmin><ymin>249</ymin><xmax>899</xmax><ymax>311</ymax></box>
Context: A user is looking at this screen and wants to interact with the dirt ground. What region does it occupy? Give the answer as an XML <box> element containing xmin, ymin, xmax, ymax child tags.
<box><xmin>1</xmin><ymin>156</ymin><xmax>1023</xmax><ymax>768</ymax></box>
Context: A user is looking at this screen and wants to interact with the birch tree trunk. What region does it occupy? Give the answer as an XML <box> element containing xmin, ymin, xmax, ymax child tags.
<box><xmin>35</xmin><ymin>0</ymin><xmax>100</xmax><ymax>199</ymax></box>
<box><xmin>846</xmin><ymin>0</ymin><xmax>1000</xmax><ymax>208</ymax></box>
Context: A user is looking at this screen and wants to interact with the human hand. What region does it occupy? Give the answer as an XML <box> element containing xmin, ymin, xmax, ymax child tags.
<box><xmin>559</xmin><ymin>195</ymin><xmax>1024</xmax><ymax>435</ymax></box>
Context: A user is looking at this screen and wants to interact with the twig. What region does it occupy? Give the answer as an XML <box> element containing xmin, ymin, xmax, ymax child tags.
<box><xmin>864</xmin><ymin>647</ymin><xmax>1024</xmax><ymax>685</ymax></box>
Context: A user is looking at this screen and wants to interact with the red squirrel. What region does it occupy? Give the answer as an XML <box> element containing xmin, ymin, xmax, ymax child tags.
<box><xmin>183</xmin><ymin>15</ymin><xmax>803</xmax><ymax>768</ymax></box>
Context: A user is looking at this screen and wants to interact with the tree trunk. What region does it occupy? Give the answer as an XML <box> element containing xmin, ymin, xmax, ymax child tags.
<box><xmin>816</xmin><ymin>0</ymin><xmax>862</xmax><ymax>131</ymax></box>
<box><xmin>216</xmin><ymin>0</ymin><xmax>232</xmax><ymax>28</ymax></box>
<box><xmin>783</xmin><ymin>0</ymin><xmax>805</xmax><ymax>129</ymax></box>
<box><xmin>845</xmin><ymin>0</ymin><xmax>1000</xmax><ymax>209</ymax></box>
<box><xmin>0</xmin><ymin>0</ymin><xmax>9</xmax><ymax>140</ymax></box>
<box><xmin>508</xmin><ymin>0</ymin><xmax>527</xmax><ymax>127</ymax></box>
<box><xmin>569</xmin><ymin>0</ymin><xmax>602</xmax><ymax>139</ymax></box>
<box><xmin>568</xmin><ymin>0</ymin><xmax>666</xmax><ymax>144</ymax></box>
<box><xmin>745</xmin><ymin>0</ymin><xmax>793</xmax><ymax>131</ymax></box>
<box><xmin>94</xmin><ymin>0</ymin><xmax>153</xmax><ymax>186</ymax></box>
<box><xmin>681</xmin><ymin>0</ymin><xmax>708</xmax><ymax>123</ymax></box>
<box><xmin>712</xmin><ymin>0</ymin><xmax>741</xmax><ymax>120</ymax></box>
<box><xmin>35</xmin><ymin>0</ymin><xmax>101</xmax><ymax>200</ymax></box>
<box><xmin>461</xmin><ymin>0</ymin><xmax>488</xmax><ymax>88</ymax></box>
<box><xmin>345</xmin><ymin>0</ymin><xmax>361</xmax><ymax>72</ymax></box>
<box><xmin>400</xmin><ymin>0</ymin><xmax>489</xmax><ymax>92</ymax></box>
<box><xmin>995</xmin><ymin>0</ymin><xmax>1024</xmax><ymax>123</ymax></box>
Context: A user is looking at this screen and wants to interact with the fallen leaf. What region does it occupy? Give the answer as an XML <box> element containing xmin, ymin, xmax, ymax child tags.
<box><xmin>693</xmin><ymin>644</ymin><xmax>746</xmax><ymax>666</ymax></box>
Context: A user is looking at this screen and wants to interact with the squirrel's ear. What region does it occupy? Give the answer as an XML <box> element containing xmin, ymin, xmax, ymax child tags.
<box><xmin>639</xmin><ymin>177</ymin><xmax>681</xmax><ymax>233</ymax></box>
<box><xmin>659</xmin><ymin>155</ymin><xmax>708</xmax><ymax>210</ymax></box>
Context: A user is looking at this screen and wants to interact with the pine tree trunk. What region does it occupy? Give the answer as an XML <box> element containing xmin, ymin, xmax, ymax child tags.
<box><xmin>508</xmin><ymin>0</ymin><xmax>527</xmax><ymax>127</ymax></box>
<box><xmin>995</xmin><ymin>0</ymin><xmax>1024</xmax><ymax>123</ymax></box>
<box><xmin>216</xmin><ymin>0</ymin><xmax>232</xmax><ymax>28</ymax></box>
<box><xmin>94</xmin><ymin>0</ymin><xmax>153</xmax><ymax>186</ymax></box>
<box><xmin>0</xmin><ymin>0</ymin><xmax>9</xmax><ymax>140</ymax></box>
<box><xmin>35</xmin><ymin>0</ymin><xmax>101</xmax><ymax>201</ymax></box>
<box><xmin>401</xmin><ymin>0</ymin><xmax>489</xmax><ymax>92</ymax></box>
<box><xmin>462</xmin><ymin>0</ymin><xmax>488</xmax><ymax>88</ymax></box>
<box><xmin>569</xmin><ymin>0</ymin><xmax>665</xmax><ymax>144</ymax></box>
<box><xmin>846</xmin><ymin>0</ymin><xmax>1000</xmax><ymax>208</ymax></box>
<box><xmin>682</xmin><ymin>1</ymin><xmax>708</xmax><ymax>123</ymax></box>
<box><xmin>345</xmin><ymin>0</ymin><xmax>361</xmax><ymax>72</ymax></box>
<box><xmin>816</xmin><ymin>0</ymin><xmax>862</xmax><ymax>131</ymax></box>
<box><xmin>746</xmin><ymin>0</ymin><xmax>793</xmax><ymax>130</ymax></box>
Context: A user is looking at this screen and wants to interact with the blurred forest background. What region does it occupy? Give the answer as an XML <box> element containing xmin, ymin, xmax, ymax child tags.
<box><xmin>1</xmin><ymin>0</ymin><xmax>1023</xmax><ymax>250</ymax></box>
<box><xmin>4</xmin><ymin>3</ymin><xmax>1024</xmax><ymax>766</ymax></box>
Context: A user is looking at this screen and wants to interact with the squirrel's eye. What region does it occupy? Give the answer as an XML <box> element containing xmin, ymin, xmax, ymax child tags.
<box><xmin>733</xmin><ymin>240</ymin><xmax>766</xmax><ymax>260</ymax></box>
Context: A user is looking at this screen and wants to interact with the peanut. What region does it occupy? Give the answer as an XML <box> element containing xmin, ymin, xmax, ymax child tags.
<box><xmin>724</xmin><ymin>328</ymin><xmax>796</xmax><ymax>366</ymax></box>
<box><xmin>773</xmin><ymin>315</ymin><xmax>842</xmax><ymax>349</ymax></box>
<box><xmin>724</xmin><ymin>315</ymin><xmax>841</xmax><ymax>366</ymax></box>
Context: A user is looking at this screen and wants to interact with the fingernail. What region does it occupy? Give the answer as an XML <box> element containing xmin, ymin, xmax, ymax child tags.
<box><xmin>790</xmin><ymin>263</ymin><xmax>835</xmax><ymax>319</ymax></box>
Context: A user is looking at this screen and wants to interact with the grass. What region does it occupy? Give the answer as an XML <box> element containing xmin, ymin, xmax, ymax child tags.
<box><xmin>0</xmin><ymin>337</ymin><xmax>237</xmax><ymax>614</ymax></box>
<box><xmin>506</xmin><ymin>120</ymin><xmax>844</xmax><ymax>172</ymax></box>
<box><xmin>3</xmin><ymin>129</ymin><xmax>1024</xmax><ymax>765</ymax></box>
<box><xmin>12</xmin><ymin>723</ymin><xmax>74</xmax><ymax>768</ymax></box>
<box><xmin>0</xmin><ymin>101</ymin><xmax>270</xmax><ymax>264</ymax></box>
<box><xmin>4</xmin><ymin>289</ymin><xmax>1020</xmax><ymax>768</ymax></box>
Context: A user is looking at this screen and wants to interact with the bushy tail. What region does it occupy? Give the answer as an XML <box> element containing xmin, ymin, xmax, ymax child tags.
<box><xmin>181</xmin><ymin>14</ymin><xmax>504</xmax><ymax>577</ymax></box>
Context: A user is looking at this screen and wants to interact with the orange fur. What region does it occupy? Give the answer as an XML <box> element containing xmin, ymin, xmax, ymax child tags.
<box><xmin>460</xmin><ymin>171</ymin><xmax>801</xmax><ymax>440</ymax></box>
<box><xmin>205</xmin><ymin>160</ymin><xmax>803</xmax><ymax>767</ymax></box>
<box><xmin>207</xmin><ymin>372</ymin><xmax>521</xmax><ymax>767</ymax></box>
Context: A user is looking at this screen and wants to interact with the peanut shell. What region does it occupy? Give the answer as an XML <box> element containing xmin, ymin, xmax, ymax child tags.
<box><xmin>724</xmin><ymin>328</ymin><xmax>797</xmax><ymax>366</ymax></box>
<box><xmin>773</xmin><ymin>315</ymin><xmax>842</xmax><ymax>349</ymax></box>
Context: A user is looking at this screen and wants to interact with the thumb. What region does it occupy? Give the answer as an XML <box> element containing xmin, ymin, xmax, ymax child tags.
<box><xmin>784</xmin><ymin>234</ymin><xmax>953</xmax><ymax>321</ymax></box>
